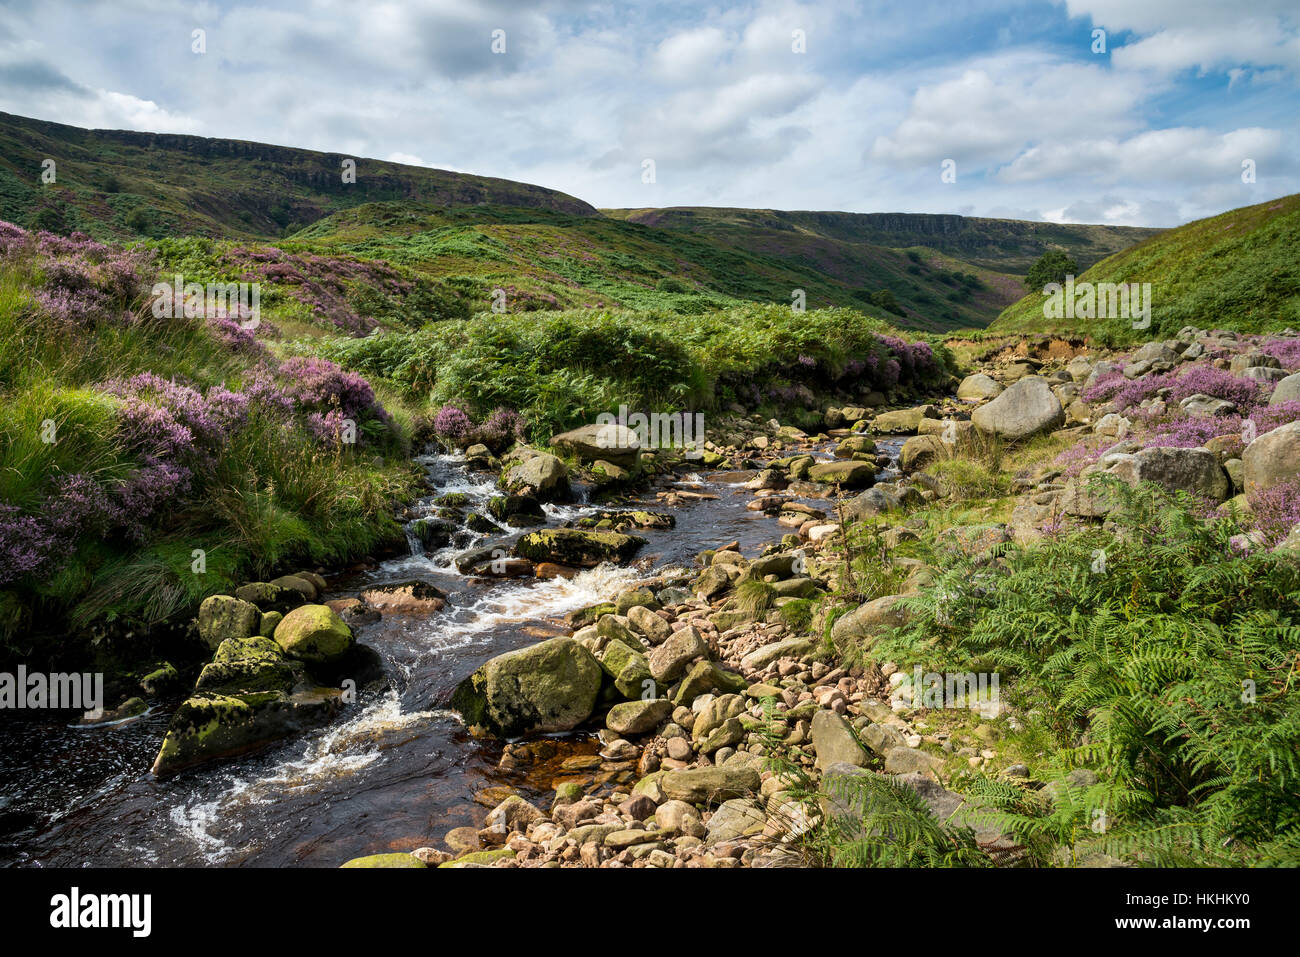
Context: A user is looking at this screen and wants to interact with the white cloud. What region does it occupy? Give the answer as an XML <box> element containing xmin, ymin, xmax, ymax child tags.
<box><xmin>870</xmin><ymin>54</ymin><xmax>1151</xmax><ymax>167</ymax></box>
<box><xmin>997</xmin><ymin>126</ymin><xmax>1291</xmax><ymax>185</ymax></box>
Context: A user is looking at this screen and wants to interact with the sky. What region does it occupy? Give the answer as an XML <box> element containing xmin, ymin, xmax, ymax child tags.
<box><xmin>0</xmin><ymin>0</ymin><xmax>1296</xmax><ymax>227</ymax></box>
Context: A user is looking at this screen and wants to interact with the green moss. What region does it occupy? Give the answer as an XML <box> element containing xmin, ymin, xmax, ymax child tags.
<box><xmin>340</xmin><ymin>853</ymin><xmax>426</xmax><ymax>868</ymax></box>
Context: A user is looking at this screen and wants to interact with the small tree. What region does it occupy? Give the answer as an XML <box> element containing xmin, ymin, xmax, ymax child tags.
<box><xmin>1026</xmin><ymin>249</ymin><xmax>1077</xmax><ymax>292</ymax></box>
<box><xmin>869</xmin><ymin>288</ymin><xmax>906</xmax><ymax>317</ymax></box>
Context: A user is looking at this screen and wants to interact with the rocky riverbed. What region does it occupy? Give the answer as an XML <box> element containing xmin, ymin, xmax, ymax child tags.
<box><xmin>6</xmin><ymin>323</ymin><xmax>1299</xmax><ymax>869</ymax></box>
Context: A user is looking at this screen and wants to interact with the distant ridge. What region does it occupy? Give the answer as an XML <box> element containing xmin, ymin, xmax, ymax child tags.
<box><xmin>604</xmin><ymin>206</ymin><xmax>1163</xmax><ymax>274</ymax></box>
<box><xmin>0</xmin><ymin>111</ymin><xmax>598</xmax><ymax>239</ymax></box>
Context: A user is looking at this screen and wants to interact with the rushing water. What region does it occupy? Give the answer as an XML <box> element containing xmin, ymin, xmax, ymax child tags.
<box><xmin>0</xmin><ymin>440</ymin><xmax>902</xmax><ymax>867</ymax></box>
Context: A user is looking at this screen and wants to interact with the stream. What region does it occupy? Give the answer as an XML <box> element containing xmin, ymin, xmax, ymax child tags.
<box><xmin>0</xmin><ymin>438</ymin><xmax>902</xmax><ymax>867</ymax></box>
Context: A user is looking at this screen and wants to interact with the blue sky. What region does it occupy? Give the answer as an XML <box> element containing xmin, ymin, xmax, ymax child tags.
<box><xmin>1</xmin><ymin>0</ymin><xmax>1296</xmax><ymax>226</ymax></box>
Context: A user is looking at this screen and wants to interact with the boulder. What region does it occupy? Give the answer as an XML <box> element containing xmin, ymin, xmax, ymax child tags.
<box><xmin>598</xmin><ymin>638</ymin><xmax>653</xmax><ymax>699</ymax></box>
<box><xmin>503</xmin><ymin>451</ymin><xmax>570</xmax><ymax>502</ymax></box>
<box><xmin>811</xmin><ymin>709</ymin><xmax>869</xmax><ymax>771</ymax></box>
<box><xmin>514</xmin><ymin>528</ymin><xmax>647</xmax><ymax>567</ymax></box>
<box><xmin>835</xmin><ymin>435</ymin><xmax>877</xmax><ymax>457</ymax></box>
<box><xmin>655</xmin><ymin>799</ymin><xmax>705</xmax><ymax>837</ymax></box>
<box><xmin>692</xmin><ymin>694</ymin><xmax>746</xmax><ymax>744</ymax></box>
<box><xmin>626</xmin><ymin>604</ymin><xmax>672</xmax><ymax>645</ymax></box>
<box><xmin>451</xmin><ymin>637</ymin><xmax>603</xmax><ymax>736</ymax></box>
<box><xmin>550</xmin><ymin>423</ymin><xmax>641</xmax><ymax>469</ymax></box>
<box><xmin>971</xmin><ymin>376</ymin><xmax>1064</xmax><ymax>441</ymax></box>
<box><xmin>270</xmin><ymin>574</ymin><xmax>318</xmax><ymax>602</ymax></box>
<box><xmin>195</xmin><ymin>635</ymin><xmax>298</xmax><ymax>695</ymax></box>
<box><xmin>197</xmin><ymin>595</ymin><xmax>261</xmax><ymax>651</ymax></box>
<box><xmin>884</xmin><ymin>746</ymin><xmax>945</xmax><ymax>778</ymax></box>
<box><xmin>843</xmin><ymin>487</ymin><xmax>903</xmax><ymax>520</ymax></box>
<box><xmin>659</xmin><ymin>766</ymin><xmax>761</xmax><ymax>805</ymax></box>
<box><xmin>672</xmin><ymin>660</ymin><xmax>747</xmax><ymax>705</ymax></box>
<box><xmin>740</xmin><ymin>636</ymin><xmax>816</xmax><ymax>672</ymax></box>
<box><xmin>1229</xmin><ymin>352</ymin><xmax>1281</xmax><ymax>375</ymax></box>
<box><xmin>486</xmin><ymin>493</ymin><xmax>547</xmax><ymax>526</ymax></box>
<box><xmin>870</xmin><ymin>405</ymin><xmax>940</xmax><ymax>434</ymax></box>
<box><xmin>704</xmin><ymin>798</ymin><xmax>766</xmax><ymax>844</ymax></box>
<box><xmin>1180</xmin><ymin>394</ymin><xmax>1236</xmax><ymax>417</ymax></box>
<box><xmin>1270</xmin><ymin>372</ymin><xmax>1300</xmax><ymax>406</ymax></box>
<box><xmin>648</xmin><ymin>626</ymin><xmax>709</xmax><ymax>682</ymax></box>
<box><xmin>233</xmin><ymin>581</ymin><xmax>304</xmax><ymax>614</ymax></box>
<box><xmin>1109</xmin><ymin>446</ymin><xmax>1231</xmax><ymax>502</ymax></box>
<box><xmin>1242</xmin><ymin>366</ymin><xmax>1286</xmax><ymax>384</ymax></box>
<box><xmin>956</xmin><ymin>373</ymin><xmax>1003</xmax><ymax>401</ymax></box>
<box><xmin>606</xmin><ymin>698</ymin><xmax>673</xmax><ymax>735</ymax></box>
<box><xmin>900</xmin><ymin>434</ymin><xmax>945</xmax><ymax>472</ymax></box>
<box><xmin>273</xmin><ymin>604</ymin><xmax>355</xmax><ymax>665</ymax></box>
<box><xmin>830</xmin><ymin>594</ymin><xmax>911</xmax><ymax>645</ymax></box>
<box><xmin>1131</xmin><ymin>341</ymin><xmax>1180</xmax><ymax>365</ymax></box>
<box><xmin>340</xmin><ymin>853</ymin><xmax>425</xmax><ymax>869</ymax></box>
<box><xmin>1243</xmin><ymin>421</ymin><xmax>1300</xmax><ymax>506</ymax></box>
<box><xmin>807</xmin><ymin>461</ymin><xmax>876</xmax><ymax>489</ymax></box>
<box><xmin>150</xmin><ymin>687</ymin><xmax>342</xmax><ymax>777</ymax></box>
<box><xmin>1066</xmin><ymin>356</ymin><xmax>1094</xmax><ymax>382</ymax></box>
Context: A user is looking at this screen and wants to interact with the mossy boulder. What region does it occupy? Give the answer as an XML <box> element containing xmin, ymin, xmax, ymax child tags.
<box><xmin>150</xmin><ymin>687</ymin><xmax>342</xmax><ymax>777</ymax></box>
<box><xmin>451</xmin><ymin>637</ymin><xmax>603</xmax><ymax>737</ymax></box>
<box><xmin>234</xmin><ymin>581</ymin><xmax>304</xmax><ymax>613</ymax></box>
<box><xmin>486</xmin><ymin>493</ymin><xmax>546</xmax><ymax>526</ymax></box>
<box><xmin>258</xmin><ymin>610</ymin><xmax>283</xmax><ymax>638</ymax></box>
<box><xmin>807</xmin><ymin>461</ymin><xmax>876</xmax><ymax>489</ymax></box>
<box><xmin>195</xmin><ymin>635</ymin><xmax>299</xmax><ymax>695</ymax></box>
<box><xmin>439</xmin><ymin>848</ymin><xmax>517</xmax><ymax>868</ymax></box>
<box><xmin>340</xmin><ymin>853</ymin><xmax>426</xmax><ymax>868</ymax></box>
<box><xmin>514</xmin><ymin>528</ymin><xmax>647</xmax><ymax>567</ymax></box>
<box><xmin>197</xmin><ymin>595</ymin><xmax>262</xmax><ymax>651</ymax></box>
<box><xmin>598</xmin><ymin>638</ymin><xmax>653</xmax><ymax>699</ymax></box>
<box><xmin>672</xmin><ymin>660</ymin><xmax>748</xmax><ymax>705</ymax></box>
<box><xmin>550</xmin><ymin>423</ymin><xmax>641</xmax><ymax>469</ymax></box>
<box><xmin>835</xmin><ymin>435</ymin><xmax>877</xmax><ymax>457</ymax></box>
<box><xmin>575</xmin><ymin>509</ymin><xmax>674</xmax><ymax>532</ymax></box>
<box><xmin>273</xmin><ymin>604</ymin><xmax>355</xmax><ymax>665</ymax></box>
<box><xmin>138</xmin><ymin>661</ymin><xmax>180</xmax><ymax>695</ymax></box>
<box><xmin>606</xmin><ymin>698</ymin><xmax>673</xmax><ymax>735</ymax></box>
<box><xmin>410</xmin><ymin>517</ymin><xmax>456</xmax><ymax>550</ymax></box>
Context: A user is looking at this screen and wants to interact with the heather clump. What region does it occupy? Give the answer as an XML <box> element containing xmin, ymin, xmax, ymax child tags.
<box><xmin>278</xmin><ymin>356</ymin><xmax>394</xmax><ymax>438</ymax></box>
<box><xmin>475</xmin><ymin>407</ymin><xmax>527</xmax><ymax>451</ymax></box>
<box><xmin>1247</xmin><ymin>480</ymin><xmax>1300</xmax><ymax>548</ymax></box>
<box><xmin>0</xmin><ymin>222</ymin><xmax>157</xmax><ymax>328</ymax></box>
<box><xmin>1257</xmin><ymin>336</ymin><xmax>1300</xmax><ymax>371</ymax></box>
<box><xmin>432</xmin><ymin>404</ymin><xmax>474</xmax><ymax>443</ymax></box>
<box><xmin>1084</xmin><ymin>363</ymin><xmax>1264</xmax><ymax>414</ymax></box>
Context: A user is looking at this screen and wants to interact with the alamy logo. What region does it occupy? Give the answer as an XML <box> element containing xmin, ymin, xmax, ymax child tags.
<box><xmin>595</xmin><ymin>405</ymin><xmax>706</xmax><ymax>450</ymax></box>
<box><xmin>151</xmin><ymin>274</ymin><xmax>261</xmax><ymax>330</ymax></box>
<box><xmin>910</xmin><ymin>666</ymin><xmax>1000</xmax><ymax>710</ymax></box>
<box><xmin>50</xmin><ymin>887</ymin><xmax>151</xmax><ymax>937</ymax></box>
<box><xmin>0</xmin><ymin>666</ymin><xmax>103</xmax><ymax>712</ymax></box>
<box><xmin>1042</xmin><ymin>275</ymin><xmax>1152</xmax><ymax>329</ymax></box>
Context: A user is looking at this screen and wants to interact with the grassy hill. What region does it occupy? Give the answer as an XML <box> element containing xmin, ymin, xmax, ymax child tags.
<box><xmin>990</xmin><ymin>193</ymin><xmax>1300</xmax><ymax>343</ymax></box>
<box><xmin>604</xmin><ymin>206</ymin><xmax>1161</xmax><ymax>273</ymax></box>
<box><xmin>0</xmin><ymin>111</ymin><xmax>597</xmax><ymax>241</ymax></box>
<box><xmin>286</xmin><ymin>201</ymin><xmax>1020</xmax><ymax>331</ymax></box>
